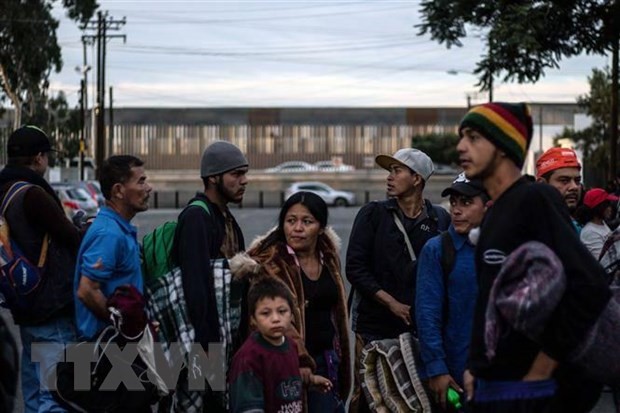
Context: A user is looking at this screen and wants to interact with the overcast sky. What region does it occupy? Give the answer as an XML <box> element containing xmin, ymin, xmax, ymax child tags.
<box><xmin>50</xmin><ymin>0</ymin><xmax>610</xmax><ymax>108</ymax></box>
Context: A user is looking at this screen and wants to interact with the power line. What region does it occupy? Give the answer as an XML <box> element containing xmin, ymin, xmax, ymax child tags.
<box><xmin>118</xmin><ymin>39</ymin><xmax>418</xmax><ymax>57</ymax></box>
<box><xmin>122</xmin><ymin>4</ymin><xmax>413</xmax><ymax>25</ymax></box>
<box><xmin>116</xmin><ymin>1</ymin><xmax>370</xmax><ymax>17</ymax></box>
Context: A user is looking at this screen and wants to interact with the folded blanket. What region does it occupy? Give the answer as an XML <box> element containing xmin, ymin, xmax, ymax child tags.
<box><xmin>485</xmin><ymin>241</ymin><xmax>620</xmax><ymax>385</ymax></box>
<box><xmin>485</xmin><ymin>241</ymin><xmax>566</xmax><ymax>360</ymax></box>
<box><xmin>360</xmin><ymin>333</ymin><xmax>431</xmax><ymax>413</ymax></box>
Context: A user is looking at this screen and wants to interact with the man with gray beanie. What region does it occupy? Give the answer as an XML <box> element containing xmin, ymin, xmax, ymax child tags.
<box><xmin>172</xmin><ymin>140</ymin><xmax>249</xmax><ymax>412</ymax></box>
<box><xmin>346</xmin><ymin>147</ymin><xmax>450</xmax><ymax>413</ymax></box>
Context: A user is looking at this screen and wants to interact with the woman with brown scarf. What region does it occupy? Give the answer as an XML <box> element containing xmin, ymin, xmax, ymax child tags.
<box><xmin>230</xmin><ymin>191</ymin><xmax>351</xmax><ymax>412</ymax></box>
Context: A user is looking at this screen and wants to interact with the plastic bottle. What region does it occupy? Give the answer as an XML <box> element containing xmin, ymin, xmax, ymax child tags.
<box><xmin>446</xmin><ymin>387</ymin><xmax>463</xmax><ymax>410</ymax></box>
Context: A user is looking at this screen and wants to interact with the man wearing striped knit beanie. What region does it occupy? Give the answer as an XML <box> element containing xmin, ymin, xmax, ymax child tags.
<box><xmin>457</xmin><ymin>102</ymin><xmax>611</xmax><ymax>413</ymax></box>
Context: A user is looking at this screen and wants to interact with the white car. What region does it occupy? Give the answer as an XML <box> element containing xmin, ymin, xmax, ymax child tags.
<box><xmin>51</xmin><ymin>183</ymin><xmax>99</xmax><ymax>218</ymax></box>
<box><xmin>285</xmin><ymin>182</ymin><xmax>356</xmax><ymax>207</ymax></box>
<box><xmin>314</xmin><ymin>160</ymin><xmax>355</xmax><ymax>172</ymax></box>
<box><xmin>265</xmin><ymin>161</ymin><xmax>316</xmax><ymax>173</ymax></box>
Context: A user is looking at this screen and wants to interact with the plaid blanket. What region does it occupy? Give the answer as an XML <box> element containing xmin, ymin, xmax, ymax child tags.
<box><xmin>484</xmin><ymin>241</ymin><xmax>566</xmax><ymax>360</ymax></box>
<box><xmin>485</xmin><ymin>241</ymin><xmax>620</xmax><ymax>385</ymax></box>
<box><xmin>144</xmin><ymin>258</ymin><xmax>241</xmax><ymax>412</ymax></box>
<box><xmin>360</xmin><ymin>332</ymin><xmax>431</xmax><ymax>413</ymax></box>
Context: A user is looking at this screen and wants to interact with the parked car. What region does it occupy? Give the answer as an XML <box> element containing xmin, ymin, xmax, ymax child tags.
<box><xmin>71</xmin><ymin>180</ymin><xmax>105</xmax><ymax>206</ymax></box>
<box><xmin>314</xmin><ymin>160</ymin><xmax>355</xmax><ymax>172</ymax></box>
<box><xmin>51</xmin><ymin>183</ymin><xmax>99</xmax><ymax>218</ymax></box>
<box><xmin>266</xmin><ymin>161</ymin><xmax>316</xmax><ymax>173</ymax></box>
<box><xmin>433</xmin><ymin>163</ymin><xmax>461</xmax><ymax>175</ymax></box>
<box><xmin>285</xmin><ymin>182</ymin><xmax>356</xmax><ymax>207</ymax></box>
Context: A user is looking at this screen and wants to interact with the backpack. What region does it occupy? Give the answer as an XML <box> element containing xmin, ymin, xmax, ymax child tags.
<box><xmin>141</xmin><ymin>199</ymin><xmax>209</xmax><ymax>282</ymax></box>
<box><xmin>0</xmin><ymin>182</ymin><xmax>49</xmax><ymax>311</ymax></box>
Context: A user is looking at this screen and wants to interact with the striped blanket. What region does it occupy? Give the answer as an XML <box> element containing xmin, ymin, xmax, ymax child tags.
<box><xmin>360</xmin><ymin>332</ymin><xmax>432</xmax><ymax>413</ymax></box>
<box><xmin>144</xmin><ymin>258</ymin><xmax>242</xmax><ymax>412</ymax></box>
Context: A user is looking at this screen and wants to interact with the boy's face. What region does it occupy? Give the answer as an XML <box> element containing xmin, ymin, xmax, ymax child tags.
<box><xmin>252</xmin><ymin>296</ymin><xmax>292</xmax><ymax>346</ymax></box>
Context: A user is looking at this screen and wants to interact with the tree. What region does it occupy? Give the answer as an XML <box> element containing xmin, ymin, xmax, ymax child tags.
<box><xmin>22</xmin><ymin>91</ymin><xmax>82</xmax><ymax>162</ymax></box>
<box><xmin>0</xmin><ymin>0</ymin><xmax>97</xmax><ymax>129</ymax></box>
<box><xmin>411</xmin><ymin>132</ymin><xmax>460</xmax><ymax>165</ymax></box>
<box><xmin>577</xmin><ymin>67</ymin><xmax>616</xmax><ymax>146</ymax></box>
<box><xmin>553</xmin><ymin>67</ymin><xmax>619</xmax><ymax>185</ymax></box>
<box><xmin>417</xmin><ymin>0</ymin><xmax>620</xmax><ymax>175</ymax></box>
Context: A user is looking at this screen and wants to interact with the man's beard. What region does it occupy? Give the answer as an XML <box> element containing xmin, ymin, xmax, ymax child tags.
<box><xmin>216</xmin><ymin>179</ymin><xmax>240</xmax><ymax>204</ymax></box>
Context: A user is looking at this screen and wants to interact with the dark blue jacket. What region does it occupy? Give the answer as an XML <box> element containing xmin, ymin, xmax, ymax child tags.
<box><xmin>346</xmin><ymin>198</ymin><xmax>450</xmax><ymax>338</ymax></box>
<box><xmin>415</xmin><ymin>225</ymin><xmax>477</xmax><ymax>386</ymax></box>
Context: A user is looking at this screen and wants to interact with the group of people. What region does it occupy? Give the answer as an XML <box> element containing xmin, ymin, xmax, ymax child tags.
<box><xmin>0</xmin><ymin>100</ymin><xmax>616</xmax><ymax>413</ymax></box>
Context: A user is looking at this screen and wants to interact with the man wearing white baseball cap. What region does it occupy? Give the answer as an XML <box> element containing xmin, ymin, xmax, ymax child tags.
<box><xmin>346</xmin><ymin>148</ymin><xmax>450</xmax><ymax>412</ymax></box>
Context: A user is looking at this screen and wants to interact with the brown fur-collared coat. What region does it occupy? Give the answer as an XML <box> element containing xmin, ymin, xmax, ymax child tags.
<box><xmin>230</xmin><ymin>226</ymin><xmax>352</xmax><ymax>402</ymax></box>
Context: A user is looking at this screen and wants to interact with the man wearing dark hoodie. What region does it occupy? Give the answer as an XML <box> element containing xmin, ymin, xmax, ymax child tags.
<box><xmin>457</xmin><ymin>103</ymin><xmax>610</xmax><ymax>413</ymax></box>
<box><xmin>172</xmin><ymin>140</ymin><xmax>249</xmax><ymax>412</ymax></box>
<box><xmin>0</xmin><ymin>126</ymin><xmax>81</xmax><ymax>413</ymax></box>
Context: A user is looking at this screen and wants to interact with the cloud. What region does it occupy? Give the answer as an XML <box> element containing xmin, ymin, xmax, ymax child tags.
<box><xmin>48</xmin><ymin>0</ymin><xmax>607</xmax><ymax>108</ymax></box>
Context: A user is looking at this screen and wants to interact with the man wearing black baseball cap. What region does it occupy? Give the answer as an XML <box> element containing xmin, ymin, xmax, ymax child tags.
<box><xmin>0</xmin><ymin>125</ymin><xmax>80</xmax><ymax>412</ymax></box>
<box><xmin>7</xmin><ymin>125</ymin><xmax>56</xmax><ymax>157</ymax></box>
<box><xmin>416</xmin><ymin>173</ymin><xmax>488</xmax><ymax>410</ymax></box>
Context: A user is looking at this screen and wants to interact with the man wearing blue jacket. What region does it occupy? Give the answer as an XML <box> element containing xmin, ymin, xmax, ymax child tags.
<box><xmin>416</xmin><ymin>174</ymin><xmax>488</xmax><ymax>410</ymax></box>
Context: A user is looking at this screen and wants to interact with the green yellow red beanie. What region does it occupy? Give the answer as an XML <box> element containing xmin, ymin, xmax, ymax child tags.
<box><xmin>459</xmin><ymin>102</ymin><xmax>533</xmax><ymax>167</ymax></box>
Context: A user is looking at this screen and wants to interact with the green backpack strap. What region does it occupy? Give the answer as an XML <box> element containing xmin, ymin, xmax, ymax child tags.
<box><xmin>188</xmin><ymin>199</ymin><xmax>210</xmax><ymax>215</ymax></box>
<box><xmin>141</xmin><ymin>199</ymin><xmax>210</xmax><ymax>282</ymax></box>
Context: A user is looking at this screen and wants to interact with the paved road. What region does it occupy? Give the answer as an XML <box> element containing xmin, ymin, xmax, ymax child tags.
<box><xmin>2</xmin><ymin>207</ymin><xmax>616</xmax><ymax>412</ymax></box>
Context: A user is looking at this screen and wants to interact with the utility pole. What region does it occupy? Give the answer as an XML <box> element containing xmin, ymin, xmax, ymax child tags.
<box><xmin>82</xmin><ymin>11</ymin><xmax>125</xmax><ymax>179</ymax></box>
<box><xmin>79</xmin><ymin>79</ymin><xmax>85</xmax><ymax>181</ymax></box>
<box><xmin>109</xmin><ymin>86</ymin><xmax>114</xmax><ymax>157</ymax></box>
<box><xmin>611</xmin><ymin>33</ymin><xmax>619</xmax><ymax>180</ymax></box>
<box><xmin>79</xmin><ymin>37</ymin><xmax>91</xmax><ymax>182</ymax></box>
